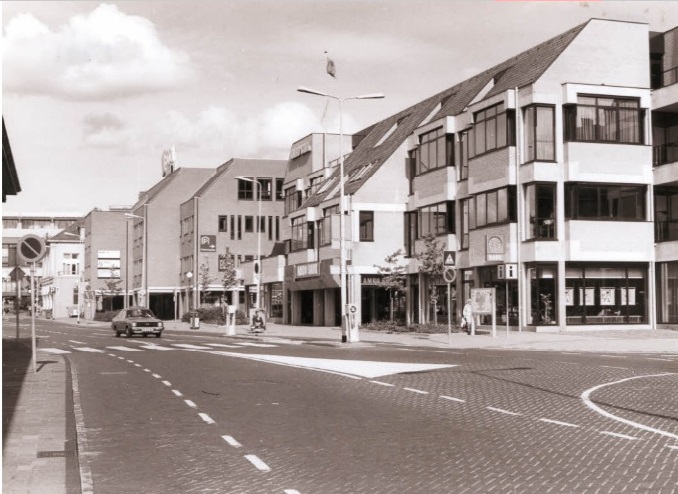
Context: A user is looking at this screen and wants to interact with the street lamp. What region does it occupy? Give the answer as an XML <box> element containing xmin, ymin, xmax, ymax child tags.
<box><xmin>185</xmin><ymin>271</ymin><xmax>193</xmax><ymax>310</ymax></box>
<box><xmin>297</xmin><ymin>86</ymin><xmax>384</xmax><ymax>343</ymax></box>
<box><xmin>236</xmin><ymin>176</ymin><xmax>262</xmax><ymax>310</ymax></box>
<box><xmin>63</xmin><ymin>230</ymin><xmax>84</xmax><ymax>323</ymax></box>
<box><xmin>125</xmin><ymin>212</ymin><xmax>146</xmax><ymax>308</ymax></box>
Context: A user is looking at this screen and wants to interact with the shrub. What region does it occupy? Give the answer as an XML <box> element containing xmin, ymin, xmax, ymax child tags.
<box><xmin>180</xmin><ymin>307</ymin><xmax>248</xmax><ymax>325</ymax></box>
<box><xmin>361</xmin><ymin>320</ymin><xmax>464</xmax><ymax>334</ymax></box>
<box><xmin>94</xmin><ymin>311</ymin><xmax>118</xmax><ymax>322</ymax></box>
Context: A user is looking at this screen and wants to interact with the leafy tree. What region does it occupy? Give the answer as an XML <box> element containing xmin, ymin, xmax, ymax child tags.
<box><xmin>198</xmin><ymin>256</ymin><xmax>215</xmax><ymax>306</ymax></box>
<box><xmin>373</xmin><ymin>249</ymin><xmax>406</xmax><ymax>322</ymax></box>
<box><xmin>103</xmin><ymin>272</ymin><xmax>123</xmax><ymax>311</ymax></box>
<box><xmin>414</xmin><ymin>233</ymin><xmax>444</xmax><ymax>324</ymax></box>
<box><xmin>220</xmin><ymin>247</ymin><xmax>238</xmax><ymax>305</ymax></box>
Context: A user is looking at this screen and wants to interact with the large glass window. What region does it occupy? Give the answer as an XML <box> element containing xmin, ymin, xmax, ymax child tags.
<box><xmin>419</xmin><ymin>202</ymin><xmax>454</xmax><ymax>237</ymax></box>
<box><xmin>564</xmin><ymin>95</ymin><xmax>643</xmax><ymax>144</ymax></box>
<box><xmin>469</xmin><ymin>103</ymin><xmax>515</xmax><ymax>158</ymax></box>
<box><xmin>459</xmin><ymin>131</ymin><xmax>469</xmax><ymax>180</ymax></box>
<box><xmin>257</xmin><ymin>178</ymin><xmax>272</xmax><ymax>201</ymax></box>
<box><xmin>317</xmin><ymin>217</ymin><xmax>331</xmax><ymax>247</ymax></box>
<box><xmin>460</xmin><ymin>199</ymin><xmax>469</xmax><ymax>249</ymax></box>
<box><xmin>290</xmin><ymin>216</ymin><xmax>307</xmax><ymax>252</ymax></box>
<box><xmin>655</xmin><ymin>188</ymin><xmax>678</xmax><ymax>242</ymax></box>
<box><xmin>413</xmin><ymin>127</ymin><xmax>454</xmax><ymax>176</ymax></box>
<box><xmin>275</xmin><ymin>178</ymin><xmax>284</xmax><ymax>201</ymax></box>
<box><xmin>565</xmin><ymin>184</ymin><xmax>646</xmax><ymax>221</ymax></box>
<box><xmin>359</xmin><ymin>211</ymin><xmax>374</xmax><ymax>241</ymax></box>
<box><xmin>653</xmin><ymin>112</ymin><xmax>678</xmax><ymax>167</ymax></box>
<box><xmin>565</xmin><ymin>263</ymin><xmax>647</xmax><ymax>325</ymax></box>
<box><xmin>284</xmin><ymin>187</ymin><xmax>302</xmax><ymax>215</ymax></box>
<box><xmin>524</xmin><ymin>105</ymin><xmax>555</xmax><ymax>161</ymax></box>
<box><xmin>525</xmin><ymin>183</ymin><xmax>556</xmax><ymax>240</ymax></box>
<box><xmin>469</xmin><ymin>187</ymin><xmax>516</xmax><ymax>229</ymax></box>
<box><xmin>526</xmin><ymin>264</ymin><xmax>558</xmax><ymax>325</ymax></box>
<box><xmin>656</xmin><ymin>261</ymin><xmax>678</xmax><ymax>323</ymax></box>
<box><xmin>404</xmin><ymin>212</ymin><xmax>417</xmax><ymax>258</ymax></box>
<box><xmin>270</xmin><ymin>282</ymin><xmax>283</xmax><ymax>318</ymax></box>
<box><xmin>238</xmin><ymin>178</ymin><xmax>254</xmax><ymax>200</ymax></box>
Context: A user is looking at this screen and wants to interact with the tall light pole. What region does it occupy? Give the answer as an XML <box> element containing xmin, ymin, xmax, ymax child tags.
<box><xmin>186</xmin><ymin>271</ymin><xmax>193</xmax><ymax>310</ymax></box>
<box><xmin>297</xmin><ymin>86</ymin><xmax>384</xmax><ymax>343</ymax></box>
<box><xmin>236</xmin><ymin>176</ymin><xmax>262</xmax><ymax>310</ymax></box>
<box><xmin>125</xmin><ymin>212</ymin><xmax>146</xmax><ymax>308</ymax></box>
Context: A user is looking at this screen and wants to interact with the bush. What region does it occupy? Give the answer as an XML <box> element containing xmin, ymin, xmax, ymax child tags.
<box><xmin>361</xmin><ymin>320</ymin><xmax>464</xmax><ymax>334</ymax></box>
<box><xmin>180</xmin><ymin>306</ymin><xmax>248</xmax><ymax>325</ymax></box>
<box><xmin>94</xmin><ymin>310</ymin><xmax>118</xmax><ymax>322</ymax></box>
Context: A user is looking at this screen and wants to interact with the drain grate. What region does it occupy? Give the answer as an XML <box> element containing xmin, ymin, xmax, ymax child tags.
<box><xmin>37</xmin><ymin>450</ymin><xmax>76</xmax><ymax>458</ymax></box>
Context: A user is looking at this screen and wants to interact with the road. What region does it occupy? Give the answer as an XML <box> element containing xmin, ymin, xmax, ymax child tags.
<box><xmin>31</xmin><ymin>319</ymin><xmax>678</xmax><ymax>493</ymax></box>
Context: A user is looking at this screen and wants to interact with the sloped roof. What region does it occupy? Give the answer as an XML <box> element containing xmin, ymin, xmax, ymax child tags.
<box><xmin>193</xmin><ymin>160</ymin><xmax>235</xmax><ymax>198</ymax></box>
<box><xmin>300</xmin><ymin>20</ymin><xmax>587</xmax><ymax>209</ymax></box>
<box><xmin>132</xmin><ymin>167</ymin><xmax>213</xmax><ymax>209</ymax></box>
<box><xmin>49</xmin><ymin>220</ymin><xmax>85</xmax><ymax>243</ymax></box>
<box><xmin>2</xmin><ymin>118</ymin><xmax>21</xmax><ymax>202</ymax></box>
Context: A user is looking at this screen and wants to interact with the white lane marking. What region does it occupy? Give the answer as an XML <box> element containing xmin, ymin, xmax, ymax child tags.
<box><xmin>487</xmin><ymin>406</ymin><xmax>521</xmax><ymax>416</ymax></box>
<box><xmin>185</xmin><ymin>400</ymin><xmax>197</xmax><ymax>408</ymax></box>
<box><xmin>126</xmin><ymin>360</ymin><xmax>134</xmax><ymax>363</ymax></box>
<box><xmin>206</xmin><ymin>351</ymin><xmax>456</xmax><ymax>378</ymax></box>
<box><xmin>666</xmin><ymin>445</ymin><xmax>678</xmax><ymax>450</ymax></box>
<box><xmin>284</xmin><ymin>490</ymin><xmax>301</xmax><ymax>494</ymax></box>
<box><xmin>39</xmin><ymin>348</ymin><xmax>71</xmax><ymax>354</ymax></box>
<box><xmin>199</xmin><ymin>413</ymin><xmax>215</xmax><ymax>424</ymax></box>
<box><xmin>171</xmin><ymin>343</ymin><xmax>213</xmax><ymax>350</ymax></box>
<box><xmin>369</xmin><ymin>381</ymin><xmax>395</xmax><ymax>387</ymax></box>
<box><xmin>162</xmin><ymin>380</ymin><xmax>172</xmax><ymax>387</ymax></box>
<box><xmin>107</xmin><ymin>353</ymin><xmax>117</xmax><ymax>357</ymax></box>
<box><xmin>646</xmin><ymin>357</ymin><xmax>673</xmax><ymax>362</ymax></box>
<box><xmin>244</xmin><ymin>455</ymin><xmax>270</xmax><ymax>471</ymax></box>
<box><xmin>403</xmin><ymin>387</ymin><xmax>429</xmax><ymax>395</ymax></box>
<box><xmin>601</xmin><ymin>366</ymin><xmax>627</xmax><ymax>369</ymax></box>
<box><xmin>600</xmin><ymin>431</ymin><xmax>638</xmax><ymax>440</ymax></box>
<box><xmin>138</xmin><ymin>345</ymin><xmax>175</xmax><ymax>351</ymax></box>
<box><xmin>206</xmin><ymin>343</ymin><xmax>241</xmax><ymax>348</ymax></box>
<box><xmin>106</xmin><ymin>346</ymin><xmax>143</xmax><ymax>352</ymax></box>
<box><xmin>440</xmin><ymin>395</ymin><xmax>466</xmax><ymax>403</ymax></box>
<box><xmin>68</xmin><ymin>340</ymin><xmax>86</xmax><ymax>344</ymax></box>
<box><xmin>117</xmin><ymin>356</ymin><xmax>125</xmax><ymax>360</ymax></box>
<box><xmin>235</xmin><ymin>342</ymin><xmax>278</xmax><ymax>348</ymax></box>
<box><xmin>143</xmin><ymin>369</ymin><xmax>151</xmax><ymax>373</ymax></box>
<box><xmin>540</xmin><ymin>418</ymin><xmax>580</xmax><ymax>428</ymax></box>
<box><xmin>222</xmin><ymin>435</ymin><xmax>242</xmax><ymax>448</ymax></box>
<box><xmin>151</xmin><ymin>373</ymin><xmax>161</xmax><ymax>379</ymax></box>
<box><xmin>134</xmin><ymin>364</ymin><xmax>142</xmax><ymax>367</ymax></box>
<box><xmin>172</xmin><ymin>390</ymin><xmax>183</xmax><ymax>397</ymax></box>
<box><xmin>600</xmin><ymin>355</ymin><xmax>626</xmax><ymax>359</ymax></box>
<box><xmin>581</xmin><ymin>373</ymin><xmax>678</xmax><ymax>440</ymax></box>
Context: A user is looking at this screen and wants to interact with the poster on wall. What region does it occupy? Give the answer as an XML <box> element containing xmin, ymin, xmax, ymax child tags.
<box><xmin>565</xmin><ymin>288</ymin><xmax>574</xmax><ymax>306</ymax></box>
<box><xmin>621</xmin><ymin>287</ymin><xmax>636</xmax><ymax>305</ymax></box>
<box><xmin>600</xmin><ymin>287</ymin><xmax>615</xmax><ymax>306</ymax></box>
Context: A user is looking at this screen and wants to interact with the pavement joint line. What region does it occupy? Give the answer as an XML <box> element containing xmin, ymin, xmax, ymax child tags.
<box><xmin>369</xmin><ymin>380</ymin><xmax>394</xmax><ymax>387</ymax></box>
<box><xmin>486</xmin><ymin>406</ymin><xmax>522</xmax><ymax>416</ymax></box>
<box><xmin>198</xmin><ymin>413</ymin><xmax>215</xmax><ymax>425</ymax></box>
<box><xmin>440</xmin><ymin>395</ymin><xmax>466</xmax><ymax>403</ymax></box>
<box><xmin>244</xmin><ymin>454</ymin><xmax>271</xmax><ymax>472</ymax></box>
<box><xmin>599</xmin><ymin>431</ymin><xmax>639</xmax><ymax>440</ymax></box>
<box><xmin>222</xmin><ymin>435</ymin><xmax>242</xmax><ymax>448</ymax></box>
<box><xmin>539</xmin><ymin>418</ymin><xmax>581</xmax><ymax>428</ymax></box>
<box><xmin>185</xmin><ymin>400</ymin><xmax>197</xmax><ymax>408</ymax></box>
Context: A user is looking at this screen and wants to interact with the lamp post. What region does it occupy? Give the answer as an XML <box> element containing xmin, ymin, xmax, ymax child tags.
<box><xmin>186</xmin><ymin>271</ymin><xmax>193</xmax><ymax>310</ymax></box>
<box><xmin>297</xmin><ymin>86</ymin><xmax>384</xmax><ymax>343</ymax></box>
<box><xmin>125</xmin><ymin>212</ymin><xmax>146</xmax><ymax>308</ymax></box>
<box><xmin>236</xmin><ymin>176</ymin><xmax>262</xmax><ymax>310</ymax></box>
<box><xmin>63</xmin><ymin>230</ymin><xmax>84</xmax><ymax>323</ymax></box>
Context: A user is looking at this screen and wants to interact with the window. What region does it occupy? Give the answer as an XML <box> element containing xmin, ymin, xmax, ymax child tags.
<box><xmin>419</xmin><ymin>202</ymin><xmax>455</xmax><ymax>237</ymax></box>
<box><xmin>290</xmin><ymin>216</ymin><xmax>307</xmax><ymax>251</ymax></box>
<box><xmin>565</xmin><ymin>184</ymin><xmax>646</xmax><ymax>221</ymax></box>
<box><xmin>257</xmin><ymin>178</ymin><xmax>273</xmax><ymax>200</ymax></box>
<box><xmin>564</xmin><ymin>95</ymin><xmax>643</xmax><ymax>144</ymax></box>
<box><xmin>404</xmin><ymin>212</ymin><xmax>417</xmax><ymax>258</ymax></box>
<box><xmin>469</xmin><ymin>187</ymin><xmax>516</xmax><ymax>229</ymax></box>
<box><xmin>237</xmin><ymin>216</ymin><xmax>242</xmax><ymax>240</ymax></box>
<box><xmin>413</xmin><ymin>127</ymin><xmax>454</xmax><ymax>175</ymax></box>
<box><xmin>284</xmin><ymin>187</ymin><xmax>302</xmax><ymax>215</ymax></box>
<box><xmin>359</xmin><ymin>211</ymin><xmax>374</xmax><ymax>241</ymax></box>
<box><xmin>526</xmin><ymin>264</ymin><xmax>558</xmax><ymax>325</ymax></box>
<box><xmin>469</xmin><ymin>103</ymin><xmax>515</xmax><ymax>158</ymax></box>
<box><xmin>244</xmin><ymin>216</ymin><xmax>254</xmax><ymax>233</ymax></box>
<box><xmin>317</xmin><ymin>217</ymin><xmax>331</xmax><ymax>247</ymax></box>
<box><xmin>525</xmin><ymin>183</ymin><xmax>556</xmax><ymax>240</ymax></box>
<box><xmin>460</xmin><ymin>199</ymin><xmax>469</xmax><ymax>249</ymax></box>
<box><xmin>230</xmin><ymin>216</ymin><xmax>235</xmax><ymax>240</ymax></box>
<box><xmin>218</xmin><ymin>215</ymin><xmax>227</xmax><ymax>233</ymax></box>
<box><xmin>655</xmin><ymin>188</ymin><xmax>678</xmax><ymax>242</ymax></box>
<box><xmin>657</xmin><ymin>262</ymin><xmax>678</xmax><ymax>323</ymax></box>
<box><xmin>62</xmin><ymin>253</ymin><xmax>80</xmax><ymax>275</ymax></box>
<box><xmin>524</xmin><ymin>105</ymin><xmax>555</xmax><ymax>161</ymax></box>
<box><xmin>459</xmin><ymin>132</ymin><xmax>469</xmax><ymax>180</ymax></box>
<box><xmin>653</xmin><ymin>112</ymin><xmax>678</xmax><ymax>167</ymax></box>
<box><xmin>276</xmin><ymin>178</ymin><xmax>284</xmax><ymax>201</ymax></box>
<box><xmin>238</xmin><ymin>178</ymin><xmax>254</xmax><ymax>200</ymax></box>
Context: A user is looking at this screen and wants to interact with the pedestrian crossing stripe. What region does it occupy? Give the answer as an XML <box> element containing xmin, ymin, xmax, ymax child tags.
<box><xmin>72</xmin><ymin>347</ymin><xmax>104</xmax><ymax>353</ymax></box>
<box><xmin>138</xmin><ymin>345</ymin><xmax>176</xmax><ymax>350</ymax></box>
<box><xmin>234</xmin><ymin>342</ymin><xmax>278</xmax><ymax>348</ymax></box>
<box><xmin>105</xmin><ymin>346</ymin><xmax>144</xmax><ymax>352</ymax></box>
<box><xmin>39</xmin><ymin>348</ymin><xmax>71</xmax><ymax>354</ymax></box>
<box><xmin>171</xmin><ymin>344</ymin><xmax>213</xmax><ymax>350</ymax></box>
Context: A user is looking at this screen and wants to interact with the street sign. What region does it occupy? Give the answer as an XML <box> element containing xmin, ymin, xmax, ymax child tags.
<box><xmin>17</xmin><ymin>234</ymin><xmax>47</xmax><ymax>263</ymax></box>
<box><xmin>443</xmin><ymin>267</ymin><xmax>456</xmax><ymax>283</ymax></box>
<box><xmin>443</xmin><ymin>250</ymin><xmax>456</xmax><ymax>267</ymax></box>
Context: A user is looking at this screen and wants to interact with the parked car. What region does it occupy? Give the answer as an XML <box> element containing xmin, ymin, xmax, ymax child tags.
<box><xmin>111</xmin><ymin>307</ymin><xmax>164</xmax><ymax>338</ymax></box>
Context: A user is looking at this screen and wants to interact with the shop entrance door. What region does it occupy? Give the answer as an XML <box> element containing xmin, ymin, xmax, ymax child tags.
<box><xmin>300</xmin><ymin>290</ymin><xmax>314</xmax><ymax>325</ymax></box>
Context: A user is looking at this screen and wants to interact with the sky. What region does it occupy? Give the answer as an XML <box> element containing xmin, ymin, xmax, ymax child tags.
<box><xmin>2</xmin><ymin>1</ymin><xmax>677</xmax><ymax>215</ymax></box>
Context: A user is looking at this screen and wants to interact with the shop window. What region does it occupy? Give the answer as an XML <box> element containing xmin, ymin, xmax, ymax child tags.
<box><xmin>526</xmin><ymin>264</ymin><xmax>558</xmax><ymax>325</ymax></box>
<box><xmin>270</xmin><ymin>282</ymin><xmax>283</xmax><ymax>318</ymax></box>
<box><xmin>656</xmin><ymin>262</ymin><xmax>678</xmax><ymax>323</ymax></box>
<box><xmin>524</xmin><ymin>105</ymin><xmax>555</xmax><ymax>162</ymax></box>
<box><xmin>359</xmin><ymin>211</ymin><xmax>374</xmax><ymax>241</ymax></box>
<box><xmin>564</xmin><ymin>95</ymin><xmax>643</xmax><ymax>144</ymax></box>
<box><xmin>565</xmin><ymin>263</ymin><xmax>647</xmax><ymax>325</ymax></box>
<box><xmin>525</xmin><ymin>183</ymin><xmax>556</xmax><ymax>240</ymax></box>
<box><xmin>565</xmin><ymin>184</ymin><xmax>646</xmax><ymax>221</ymax></box>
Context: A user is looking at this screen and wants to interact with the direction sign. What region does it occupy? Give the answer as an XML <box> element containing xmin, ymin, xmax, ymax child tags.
<box><xmin>17</xmin><ymin>234</ymin><xmax>47</xmax><ymax>263</ymax></box>
<box><xmin>443</xmin><ymin>250</ymin><xmax>456</xmax><ymax>267</ymax></box>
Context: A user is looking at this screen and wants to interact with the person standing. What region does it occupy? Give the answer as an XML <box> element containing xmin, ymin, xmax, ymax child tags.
<box><xmin>462</xmin><ymin>298</ymin><xmax>473</xmax><ymax>335</ymax></box>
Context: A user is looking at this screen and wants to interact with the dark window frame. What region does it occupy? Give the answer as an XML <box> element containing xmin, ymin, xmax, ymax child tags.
<box><xmin>418</xmin><ymin>201</ymin><xmax>455</xmax><ymax>237</ymax></box>
<box><xmin>523</xmin><ymin>104</ymin><xmax>556</xmax><ymax>162</ymax></box>
<box><xmin>468</xmin><ymin>186</ymin><xmax>516</xmax><ymax>230</ymax></box>
<box><xmin>565</xmin><ymin>183</ymin><xmax>646</xmax><ymax>221</ymax></box>
<box><xmin>525</xmin><ymin>182</ymin><xmax>557</xmax><ymax>241</ymax></box>
<box><xmin>469</xmin><ymin>103</ymin><xmax>515</xmax><ymax>159</ymax></box>
<box><xmin>218</xmin><ymin>215</ymin><xmax>227</xmax><ymax>233</ymax></box>
<box><xmin>359</xmin><ymin>211</ymin><xmax>374</xmax><ymax>242</ymax></box>
<box><xmin>238</xmin><ymin>178</ymin><xmax>254</xmax><ymax>200</ymax></box>
<box><xmin>564</xmin><ymin>95</ymin><xmax>644</xmax><ymax>145</ymax></box>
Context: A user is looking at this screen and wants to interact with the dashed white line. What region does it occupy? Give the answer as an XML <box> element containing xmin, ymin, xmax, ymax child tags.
<box><xmin>244</xmin><ymin>454</ymin><xmax>270</xmax><ymax>471</ymax></box>
<box><xmin>284</xmin><ymin>490</ymin><xmax>301</xmax><ymax>494</ymax></box>
<box><xmin>162</xmin><ymin>380</ymin><xmax>172</xmax><ymax>387</ymax></box>
<box><xmin>151</xmin><ymin>373</ymin><xmax>161</xmax><ymax>379</ymax></box>
<box><xmin>126</xmin><ymin>359</ymin><xmax>134</xmax><ymax>363</ymax></box>
<box><xmin>221</xmin><ymin>435</ymin><xmax>242</xmax><ymax>448</ymax></box>
<box><xmin>403</xmin><ymin>387</ymin><xmax>428</xmax><ymax>395</ymax></box>
<box><xmin>172</xmin><ymin>390</ymin><xmax>183</xmax><ymax>397</ymax></box>
<box><xmin>600</xmin><ymin>431</ymin><xmax>638</xmax><ymax>440</ymax></box>
<box><xmin>198</xmin><ymin>413</ymin><xmax>215</xmax><ymax>425</ymax></box>
<box><xmin>68</xmin><ymin>340</ymin><xmax>86</xmax><ymax>344</ymax></box>
<box><xmin>487</xmin><ymin>406</ymin><xmax>521</xmax><ymax>416</ymax></box>
<box><xmin>143</xmin><ymin>368</ymin><xmax>151</xmax><ymax>373</ymax></box>
<box><xmin>601</xmin><ymin>366</ymin><xmax>627</xmax><ymax>369</ymax></box>
<box><xmin>134</xmin><ymin>364</ymin><xmax>142</xmax><ymax>367</ymax></box>
<box><xmin>440</xmin><ymin>395</ymin><xmax>465</xmax><ymax>403</ymax></box>
<box><xmin>185</xmin><ymin>400</ymin><xmax>197</xmax><ymax>408</ymax></box>
<box><xmin>369</xmin><ymin>380</ymin><xmax>394</xmax><ymax>387</ymax></box>
<box><xmin>540</xmin><ymin>418</ymin><xmax>580</xmax><ymax>428</ymax></box>
<box><xmin>666</xmin><ymin>445</ymin><xmax>678</xmax><ymax>450</ymax></box>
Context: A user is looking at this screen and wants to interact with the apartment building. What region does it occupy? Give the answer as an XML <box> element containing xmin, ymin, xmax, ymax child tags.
<box><xmin>178</xmin><ymin>158</ymin><xmax>287</xmax><ymax>317</ymax></box>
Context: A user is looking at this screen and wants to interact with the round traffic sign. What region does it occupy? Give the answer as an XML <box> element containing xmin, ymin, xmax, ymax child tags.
<box><xmin>17</xmin><ymin>234</ymin><xmax>47</xmax><ymax>263</ymax></box>
<box><xmin>443</xmin><ymin>267</ymin><xmax>456</xmax><ymax>283</ymax></box>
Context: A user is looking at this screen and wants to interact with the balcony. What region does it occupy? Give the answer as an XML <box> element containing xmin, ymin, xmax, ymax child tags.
<box><xmin>652</xmin><ymin>68</ymin><xmax>678</xmax><ymax>113</ymax></box>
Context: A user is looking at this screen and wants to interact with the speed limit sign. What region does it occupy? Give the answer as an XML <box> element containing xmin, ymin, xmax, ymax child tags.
<box><xmin>443</xmin><ymin>267</ymin><xmax>456</xmax><ymax>283</ymax></box>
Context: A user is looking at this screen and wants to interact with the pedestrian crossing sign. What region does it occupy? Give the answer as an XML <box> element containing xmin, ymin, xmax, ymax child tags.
<box><xmin>443</xmin><ymin>250</ymin><xmax>455</xmax><ymax>267</ymax></box>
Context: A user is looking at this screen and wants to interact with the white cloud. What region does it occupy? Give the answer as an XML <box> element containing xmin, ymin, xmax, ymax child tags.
<box><xmin>2</xmin><ymin>3</ymin><xmax>195</xmax><ymax>100</ymax></box>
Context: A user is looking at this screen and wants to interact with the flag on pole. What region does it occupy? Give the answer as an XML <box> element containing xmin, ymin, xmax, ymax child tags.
<box><xmin>325</xmin><ymin>51</ymin><xmax>336</xmax><ymax>78</ymax></box>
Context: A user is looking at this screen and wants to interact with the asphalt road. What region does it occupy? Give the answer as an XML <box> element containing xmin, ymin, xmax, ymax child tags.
<box><xmin>34</xmin><ymin>320</ymin><xmax>678</xmax><ymax>494</ymax></box>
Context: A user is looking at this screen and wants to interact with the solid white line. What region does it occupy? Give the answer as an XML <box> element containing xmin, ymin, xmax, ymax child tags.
<box><xmin>207</xmin><ymin>343</ymin><xmax>240</xmax><ymax>348</ymax></box>
<box><xmin>172</xmin><ymin>390</ymin><xmax>183</xmax><ymax>397</ymax></box>
<box><xmin>601</xmin><ymin>366</ymin><xmax>627</xmax><ymax>369</ymax></box>
<box><xmin>199</xmin><ymin>413</ymin><xmax>215</xmax><ymax>425</ymax></box>
<box><xmin>487</xmin><ymin>406</ymin><xmax>521</xmax><ymax>416</ymax></box>
<box><xmin>581</xmin><ymin>373</ymin><xmax>678</xmax><ymax>440</ymax></box>
<box><xmin>440</xmin><ymin>395</ymin><xmax>466</xmax><ymax>403</ymax></box>
<box><xmin>369</xmin><ymin>380</ymin><xmax>394</xmax><ymax>387</ymax></box>
<box><xmin>244</xmin><ymin>454</ymin><xmax>270</xmax><ymax>471</ymax></box>
<box><xmin>403</xmin><ymin>387</ymin><xmax>429</xmax><ymax>395</ymax></box>
<box><xmin>221</xmin><ymin>435</ymin><xmax>242</xmax><ymax>448</ymax></box>
<box><xmin>185</xmin><ymin>400</ymin><xmax>197</xmax><ymax>408</ymax></box>
<box><xmin>540</xmin><ymin>418</ymin><xmax>580</xmax><ymax>428</ymax></box>
<box><xmin>38</xmin><ymin>348</ymin><xmax>71</xmax><ymax>354</ymax></box>
<box><xmin>162</xmin><ymin>380</ymin><xmax>172</xmax><ymax>387</ymax></box>
<box><xmin>646</xmin><ymin>358</ymin><xmax>673</xmax><ymax>362</ymax></box>
<box><xmin>600</xmin><ymin>431</ymin><xmax>638</xmax><ymax>440</ymax></box>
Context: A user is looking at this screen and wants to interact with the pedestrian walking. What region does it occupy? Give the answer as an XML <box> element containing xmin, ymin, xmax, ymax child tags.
<box><xmin>462</xmin><ymin>298</ymin><xmax>473</xmax><ymax>335</ymax></box>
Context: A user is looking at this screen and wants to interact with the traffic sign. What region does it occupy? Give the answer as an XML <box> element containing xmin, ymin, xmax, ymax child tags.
<box><xmin>443</xmin><ymin>267</ymin><xmax>456</xmax><ymax>283</ymax></box>
<box><xmin>17</xmin><ymin>234</ymin><xmax>47</xmax><ymax>263</ymax></box>
<box><xmin>443</xmin><ymin>250</ymin><xmax>455</xmax><ymax>267</ymax></box>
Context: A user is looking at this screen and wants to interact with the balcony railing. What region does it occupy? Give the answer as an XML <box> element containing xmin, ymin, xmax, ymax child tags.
<box><xmin>653</xmin><ymin>142</ymin><xmax>678</xmax><ymax>167</ymax></box>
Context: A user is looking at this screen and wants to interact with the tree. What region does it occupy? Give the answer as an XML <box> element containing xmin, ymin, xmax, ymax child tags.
<box><xmin>103</xmin><ymin>272</ymin><xmax>123</xmax><ymax>311</ymax></box>
<box><xmin>415</xmin><ymin>233</ymin><xmax>444</xmax><ymax>324</ymax></box>
<box><xmin>198</xmin><ymin>256</ymin><xmax>215</xmax><ymax>306</ymax></box>
<box><xmin>220</xmin><ymin>247</ymin><xmax>238</xmax><ymax>306</ymax></box>
<box><xmin>373</xmin><ymin>249</ymin><xmax>406</xmax><ymax>322</ymax></box>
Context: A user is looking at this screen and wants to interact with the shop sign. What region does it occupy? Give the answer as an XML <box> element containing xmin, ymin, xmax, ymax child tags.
<box><xmin>486</xmin><ymin>235</ymin><xmax>505</xmax><ymax>262</ymax></box>
<box><xmin>289</xmin><ymin>141</ymin><xmax>312</xmax><ymax>160</ymax></box>
<box><xmin>361</xmin><ymin>275</ymin><xmax>384</xmax><ymax>286</ymax></box>
<box><xmin>295</xmin><ymin>261</ymin><xmax>319</xmax><ymax>279</ymax></box>
<box><xmin>98</xmin><ymin>250</ymin><xmax>120</xmax><ymax>259</ymax></box>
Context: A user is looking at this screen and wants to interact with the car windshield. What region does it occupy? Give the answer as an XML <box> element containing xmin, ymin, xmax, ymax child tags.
<box><xmin>128</xmin><ymin>309</ymin><xmax>154</xmax><ymax>318</ymax></box>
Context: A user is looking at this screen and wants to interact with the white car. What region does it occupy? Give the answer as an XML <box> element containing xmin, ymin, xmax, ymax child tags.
<box><xmin>111</xmin><ymin>307</ymin><xmax>164</xmax><ymax>338</ymax></box>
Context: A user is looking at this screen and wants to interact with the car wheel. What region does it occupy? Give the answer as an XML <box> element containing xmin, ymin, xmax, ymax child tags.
<box><xmin>155</xmin><ymin>333</ymin><xmax>162</xmax><ymax>338</ymax></box>
<box><xmin>126</xmin><ymin>326</ymin><xmax>133</xmax><ymax>338</ymax></box>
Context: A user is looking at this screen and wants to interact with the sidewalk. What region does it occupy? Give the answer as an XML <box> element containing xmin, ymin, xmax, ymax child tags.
<box><xmin>2</xmin><ymin>316</ymin><xmax>677</xmax><ymax>494</ymax></box>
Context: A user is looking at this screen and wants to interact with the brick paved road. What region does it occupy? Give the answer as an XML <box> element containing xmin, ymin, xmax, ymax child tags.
<box><xmin>40</xmin><ymin>322</ymin><xmax>678</xmax><ymax>494</ymax></box>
